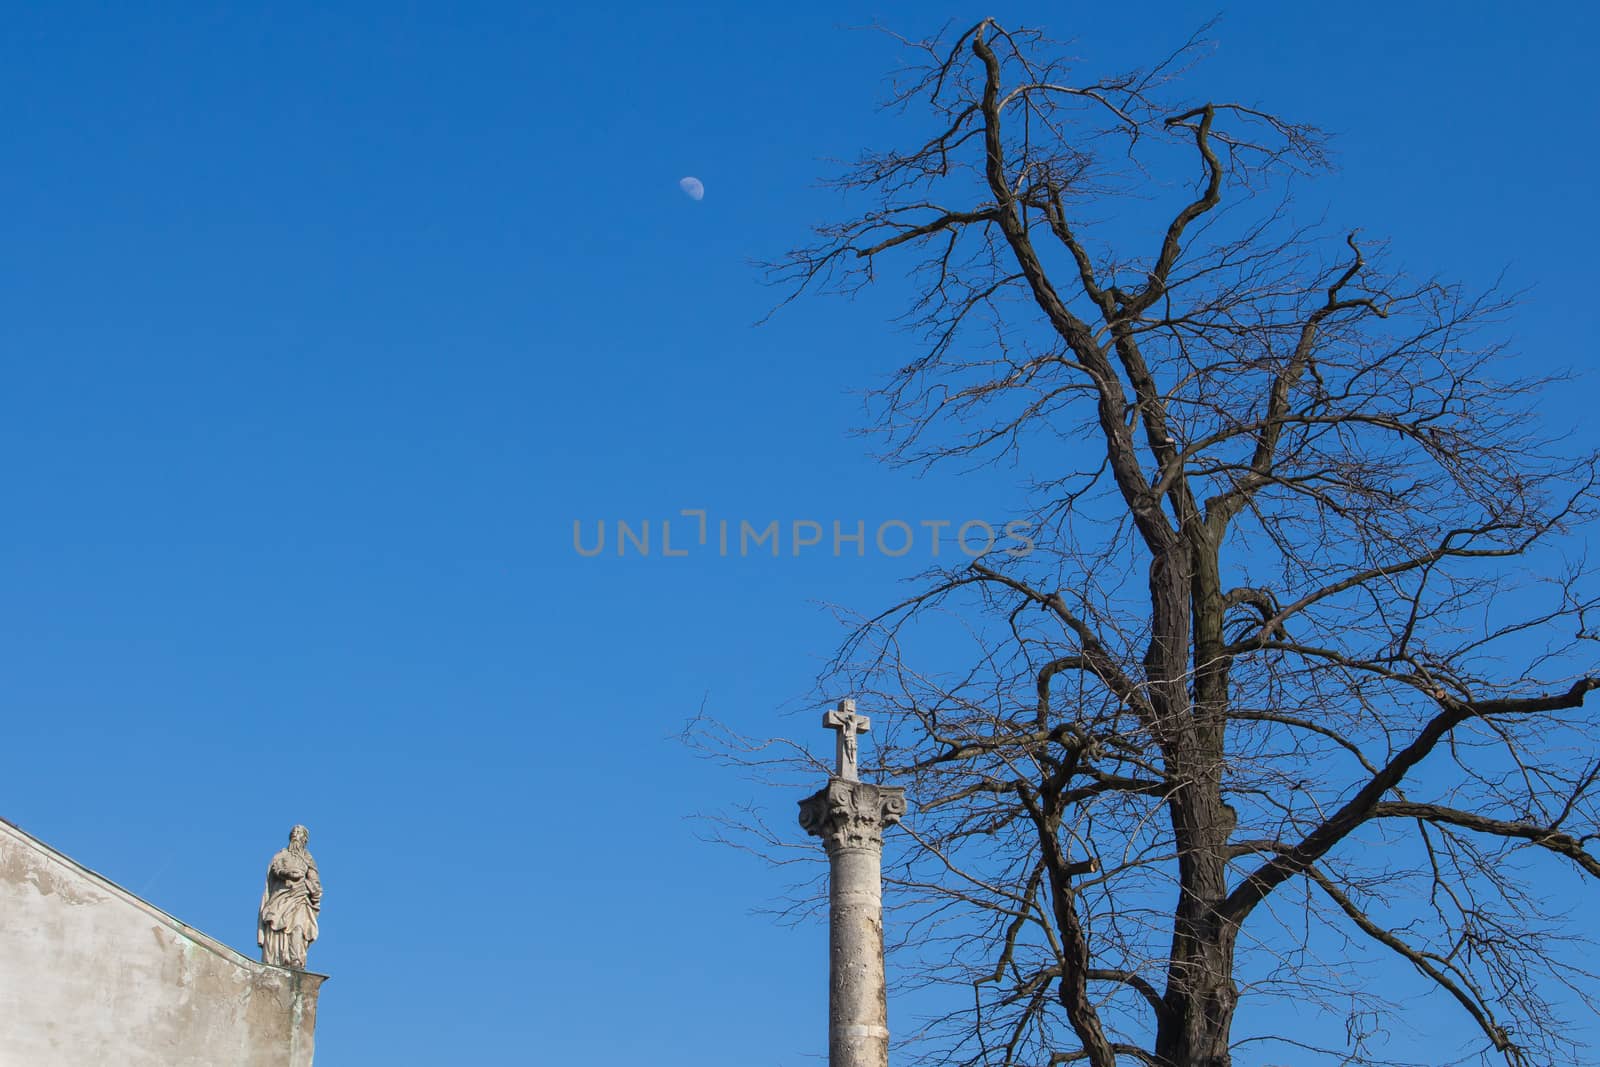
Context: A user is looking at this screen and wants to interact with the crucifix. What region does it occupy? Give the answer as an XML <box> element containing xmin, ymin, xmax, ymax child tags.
<box><xmin>822</xmin><ymin>698</ymin><xmax>872</xmax><ymax>781</ymax></box>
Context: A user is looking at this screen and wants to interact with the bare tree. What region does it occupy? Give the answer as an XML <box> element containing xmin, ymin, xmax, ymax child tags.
<box><xmin>742</xmin><ymin>17</ymin><xmax>1600</xmax><ymax>1067</ymax></box>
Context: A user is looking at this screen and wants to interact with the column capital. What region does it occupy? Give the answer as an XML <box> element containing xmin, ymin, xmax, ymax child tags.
<box><xmin>798</xmin><ymin>778</ymin><xmax>906</xmax><ymax>851</ymax></box>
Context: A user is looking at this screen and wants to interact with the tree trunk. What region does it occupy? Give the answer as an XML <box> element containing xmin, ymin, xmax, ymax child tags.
<box><xmin>1155</xmin><ymin>781</ymin><xmax>1240</xmax><ymax>1066</ymax></box>
<box><xmin>1156</xmin><ymin>531</ymin><xmax>1240</xmax><ymax>1066</ymax></box>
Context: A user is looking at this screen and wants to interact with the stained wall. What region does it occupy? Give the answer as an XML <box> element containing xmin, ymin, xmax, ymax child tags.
<box><xmin>0</xmin><ymin>818</ymin><xmax>324</xmax><ymax>1067</ymax></box>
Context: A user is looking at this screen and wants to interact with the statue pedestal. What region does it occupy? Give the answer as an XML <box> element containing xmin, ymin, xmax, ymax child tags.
<box><xmin>799</xmin><ymin>778</ymin><xmax>906</xmax><ymax>1067</ymax></box>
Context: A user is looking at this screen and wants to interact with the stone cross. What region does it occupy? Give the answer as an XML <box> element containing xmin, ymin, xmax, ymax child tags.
<box><xmin>823</xmin><ymin>699</ymin><xmax>871</xmax><ymax>781</ymax></box>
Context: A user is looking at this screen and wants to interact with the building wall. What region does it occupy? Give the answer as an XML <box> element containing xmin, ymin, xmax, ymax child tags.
<box><xmin>0</xmin><ymin>819</ymin><xmax>323</xmax><ymax>1067</ymax></box>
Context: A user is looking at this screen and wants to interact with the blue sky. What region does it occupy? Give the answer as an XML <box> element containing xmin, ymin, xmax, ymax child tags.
<box><xmin>3</xmin><ymin>3</ymin><xmax>1597</xmax><ymax>1064</ymax></box>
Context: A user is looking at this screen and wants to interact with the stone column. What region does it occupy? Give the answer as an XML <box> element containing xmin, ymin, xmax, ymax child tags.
<box><xmin>799</xmin><ymin>777</ymin><xmax>906</xmax><ymax>1067</ymax></box>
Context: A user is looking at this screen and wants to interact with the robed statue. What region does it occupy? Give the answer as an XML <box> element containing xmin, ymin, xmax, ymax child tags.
<box><xmin>258</xmin><ymin>824</ymin><xmax>322</xmax><ymax>969</ymax></box>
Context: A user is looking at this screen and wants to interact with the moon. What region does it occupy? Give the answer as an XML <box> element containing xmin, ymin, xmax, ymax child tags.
<box><xmin>678</xmin><ymin>176</ymin><xmax>705</xmax><ymax>201</ymax></box>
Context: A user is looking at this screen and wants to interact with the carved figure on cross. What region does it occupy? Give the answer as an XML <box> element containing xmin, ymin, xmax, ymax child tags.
<box><xmin>823</xmin><ymin>698</ymin><xmax>872</xmax><ymax>781</ymax></box>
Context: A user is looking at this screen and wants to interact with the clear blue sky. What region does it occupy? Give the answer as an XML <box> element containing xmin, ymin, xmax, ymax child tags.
<box><xmin>3</xmin><ymin>3</ymin><xmax>1596</xmax><ymax>1064</ymax></box>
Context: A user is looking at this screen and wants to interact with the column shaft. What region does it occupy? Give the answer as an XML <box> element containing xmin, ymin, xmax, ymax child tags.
<box><xmin>799</xmin><ymin>778</ymin><xmax>906</xmax><ymax>1067</ymax></box>
<box><xmin>829</xmin><ymin>844</ymin><xmax>889</xmax><ymax>1067</ymax></box>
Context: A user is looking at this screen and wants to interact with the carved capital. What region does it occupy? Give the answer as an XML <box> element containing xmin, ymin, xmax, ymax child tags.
<box><xmin>798</xmin><ymin>778</ymin><xmax>907</xmax><ymax>851</ymax></box>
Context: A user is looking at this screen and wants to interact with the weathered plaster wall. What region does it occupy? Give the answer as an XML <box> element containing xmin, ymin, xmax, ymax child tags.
<box><xmin>0</xmin><ymin>819</ymin><xmax>323</xmax><ymax>1067</ymax></box>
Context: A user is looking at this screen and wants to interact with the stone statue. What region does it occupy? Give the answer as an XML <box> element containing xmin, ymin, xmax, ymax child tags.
<box><xmin>257</xmin><ymin>825</ymin><xmax>321</xmax><ymax>969</ymax></box>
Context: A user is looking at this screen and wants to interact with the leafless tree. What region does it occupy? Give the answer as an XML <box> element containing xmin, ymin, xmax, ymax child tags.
<box><xmin>725</xmin><ymin>17</ymin><xmax>1600</xmax><ymax>1067</ymax></box>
